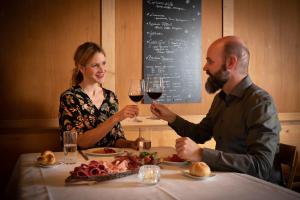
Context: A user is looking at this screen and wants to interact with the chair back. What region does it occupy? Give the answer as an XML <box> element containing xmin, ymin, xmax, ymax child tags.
<box><xmin>279</xmin><ymin>143</ymin><xmax>298</xmax><ymax>188</ymax></box>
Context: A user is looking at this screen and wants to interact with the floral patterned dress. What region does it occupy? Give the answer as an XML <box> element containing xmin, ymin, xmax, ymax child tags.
<box><xmin>58</xmin><ymin>85</ymin><xmax>125</xmax><ymax>149</ymax></box>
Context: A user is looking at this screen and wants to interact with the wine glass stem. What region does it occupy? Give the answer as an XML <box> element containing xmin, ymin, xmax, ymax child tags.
<box><xmin>139</xmin><ymin>128</ymin><xmax>141</xmax><ymax>138</ymax></box>
<box><xmin>134</xmin><ymin>102</ymin><xmax>142</xmax><ymax>122</ymax></box>
<box><xmin>149</xmin><ymin>100</ymin><xmax>159</xmax><ymax>119</ymax></box>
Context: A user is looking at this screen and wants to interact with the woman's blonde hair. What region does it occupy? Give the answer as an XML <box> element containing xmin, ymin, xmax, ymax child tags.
<box><xmin>72</xmin><ymin>42</ymin><xmax>106</xmax><ymax>85</ymax></box>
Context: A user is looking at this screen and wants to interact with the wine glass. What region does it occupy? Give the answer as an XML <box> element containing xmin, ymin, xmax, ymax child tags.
<box><xmin>128</xmin><ymin>79</ymin><xmax>145</xmax><ymax>122</ymax></box>
<box><xmin>146</xmin><ymin>76</ymin><xmax>163</xmax><ymax>119</ymax></box>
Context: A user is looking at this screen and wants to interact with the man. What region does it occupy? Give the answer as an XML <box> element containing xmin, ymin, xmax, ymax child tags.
<box><xmin>151</xmin><ymin>36</ymin><xmax>282</xmax><ymax>184</ymax></box>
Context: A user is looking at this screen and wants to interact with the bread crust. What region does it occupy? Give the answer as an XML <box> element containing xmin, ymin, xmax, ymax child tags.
<box><xmin>189</xmin><ymin>162</ymin><xmax>211</xmax><ymax>177</ymax></box>
<box><xmin>37</xmin><ymin>150</ymin><xmax>56</xmax><ymax>165</ymax></box>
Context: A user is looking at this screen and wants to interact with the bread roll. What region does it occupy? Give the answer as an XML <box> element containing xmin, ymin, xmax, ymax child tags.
<box><xmin>37</xmin><ymin>150</ymin><xmax>56</xmax><ymax>165</ymax></box>
<box><xmin>45</xmin><ymin>153</ymin><xmax>56</xmax><ymax>164</ymax></box>
<box><xmin>189</xmin><ymin>162</ymin><xmax>211</xmax><ymax>177</ymax></box>
<box><xmin>41</xmin><ymin>150</ymin><xmax>55</xmax><ymax>158</ymax></box>
<box><xmin>37</xmin><ymin>156</ymin><xmax>47</xmax><ymax>164</ymax></box>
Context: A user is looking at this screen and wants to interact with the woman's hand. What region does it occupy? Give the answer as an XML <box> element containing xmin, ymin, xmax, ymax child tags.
<box><xmin>114</xmin><ymin>105</ymin><xmax>139</xmax><ymax>122</ymax></box>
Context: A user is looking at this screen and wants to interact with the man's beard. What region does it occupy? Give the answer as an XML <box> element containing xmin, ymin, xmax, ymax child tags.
<box><xmin>205</xmin><ymin>64</ymin><xmax>230</xmax><ymax>94</ymax></box>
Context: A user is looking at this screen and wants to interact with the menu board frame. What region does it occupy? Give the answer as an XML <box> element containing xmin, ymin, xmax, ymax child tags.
<box><xmin>143</xmin><ymin>0</ymin><xmax>202</xmax><ymax>104</ymax></box>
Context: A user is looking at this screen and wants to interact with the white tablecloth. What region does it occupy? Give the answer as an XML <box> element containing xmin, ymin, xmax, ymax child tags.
<box><xmin>6</xmin><ymin>147</ymin><xmax>300</xmax><ymax>200</ymax></box>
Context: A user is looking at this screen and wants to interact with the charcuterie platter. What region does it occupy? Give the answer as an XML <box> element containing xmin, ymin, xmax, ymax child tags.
<box><xmin>65</xmin><ymin>169</ymin><xmax>138</xmax><ymax>184</ymax></box>
<box><xmin>65</xmin><ymin>151</ymin><xmax>159</xmax><ymax>185</ymax></box>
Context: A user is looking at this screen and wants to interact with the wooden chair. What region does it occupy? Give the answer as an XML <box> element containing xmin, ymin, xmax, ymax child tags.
<box><xmin>279</xmin><ymin>143</ymin><xmax>298</xmax><ymax>188</ymax></box>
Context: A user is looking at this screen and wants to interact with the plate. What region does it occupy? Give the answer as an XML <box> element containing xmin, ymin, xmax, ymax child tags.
<box><xmin>85</xmin><ymin>148</ymin><xmax>124</xmax><ymax>157</ymax></box>
<box><xmin>37</xmin><ymin>161</ymin><xmax>63</xmax><ymax>168</ymax></box>
<box><xmin>162</xmin><ymin>160</ymin><xmax>190</xmax><ymax>166</ymax></box>
<box><xmin>182</xmin><ymin>170</ymin><xmax>215</xmax><ymax>180</ymax></box>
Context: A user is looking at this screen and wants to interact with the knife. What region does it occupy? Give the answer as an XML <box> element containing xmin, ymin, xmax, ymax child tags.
<box><xmin>78</xmin><ymin>150</ymin><xmax>89</xmax><ymax>161</ymax></box>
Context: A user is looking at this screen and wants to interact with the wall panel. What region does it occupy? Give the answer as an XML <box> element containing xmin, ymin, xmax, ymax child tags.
<box><xmin>0</xmin><ymin>0</ymin><xmax>101</xmax><ymax>195</ymax></box>
<box><xmin>0</xmin><ymin>0</ymin><xmax>101</xmax><ymax>120</ymax></box>
<box><xmin>234</xmin><ymin>0</ymin><xmax>300</xmax><ymax>112</ymax></box>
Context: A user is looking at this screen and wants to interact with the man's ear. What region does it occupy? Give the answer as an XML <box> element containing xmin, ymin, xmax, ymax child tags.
<box><xmin>225</xmin><ymin>55</ymin><xmax>238</xmax><ymax>69</ymax></box>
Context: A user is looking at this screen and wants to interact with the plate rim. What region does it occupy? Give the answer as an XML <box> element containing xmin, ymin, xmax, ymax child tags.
<box><xmin>85</xmin><ymin>147</ymin><xmax>124</xmax><ymax>157</ymax></box>
<box><xmin>182</xmin><ymin>170</ymin><xmax>215</xmax><ymax>179</ymax></box>
<box><xmin>162</xmin><ymin>160</ymin><xmax>190</xmax><ymax>166</ymax></box>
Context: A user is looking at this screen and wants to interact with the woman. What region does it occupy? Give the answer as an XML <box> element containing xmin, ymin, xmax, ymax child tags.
<box><xmin>59</xmin><ymin>42</ymin><xmax>139</xmax><ymax>149</ymax></box>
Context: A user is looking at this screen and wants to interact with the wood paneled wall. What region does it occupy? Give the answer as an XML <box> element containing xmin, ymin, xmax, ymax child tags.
<box><xmin>101</xmin><ymin>0</ymin><xmax>116</xmax><ymax>92</ymax></box>
<box><xmin>0</xmin><ymin>0</ymin><xmax>101</xmax><ymax>120</ymax></box>
<box><xmin>234</xmin><ymin>0</ymin><xmax>300</xmax><ymax>112</ymax></box>
<box><xmin>0</xmin><ymin>0</ymin><xmax>101</xmax><ymax>195</ymax></box>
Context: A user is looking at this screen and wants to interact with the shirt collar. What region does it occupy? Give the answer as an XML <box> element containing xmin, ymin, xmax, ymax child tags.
<box><xmin>228</xmin><ymin>75</ymin><xmax>252</xmax><ymax>98</ymax></box>
<box><xmin>218</xmin><ymin>75</ymin><xmax>252</xmax><ymax>104</ymax></box>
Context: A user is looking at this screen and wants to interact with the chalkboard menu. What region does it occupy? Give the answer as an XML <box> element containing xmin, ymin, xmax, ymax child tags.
<box><xmin>143</xmin><ymin>0</ymin><xmax>202</xmax><ymax>104</ymax></box>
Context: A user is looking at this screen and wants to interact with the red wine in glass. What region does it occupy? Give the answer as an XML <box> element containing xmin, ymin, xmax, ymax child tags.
<box><xmin>129</xmin><ymin>94</ymin><xmax>144</xmax><ymax>102</ymax></box>
<box><xmin>146</xmin><ymin>77</ymin><xmax>163</xmax><ymax>119</ymax></box>
<box><xmin>146</xmin><ymin>77</ymin><xmax>163</xmax><ymax>101</ymax></box>
<box><xmin>147</xmin><ymin>92</ymin><xmax>162</xmax><ymax>100</ymax></box>
<box><xmin>128</xmin><ymin>79</ymin><xmax>145</xmax><ymax>122</ymax></box>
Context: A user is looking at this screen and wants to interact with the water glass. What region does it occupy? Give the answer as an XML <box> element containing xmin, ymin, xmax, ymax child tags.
<box><xmin>139</xmin><ymin>128</ymin><xmax>152</xmax><ymax>150</ymax></box>
<box><xmin>138</xmin><ymin>165</ymin><xmax>160</xmax><ymax>184</ymax></box>
<box><xmin>63</xmin><ymin>130</ymin><xmax>77</xmax><ymax>164</ymax></box>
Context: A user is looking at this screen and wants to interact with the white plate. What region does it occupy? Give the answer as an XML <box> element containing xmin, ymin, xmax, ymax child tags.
<box><xmin>37</xmin><ymin>161</ymin><xmax>63</xmax><ymax>168</ymax></box>
<box><xmin>182</xmin><ymin>170</ymin><xmax>215</xmax><ymax>180</ymax></box>
<box><xmin>85</xmin><ymin>148</ymin><xmax>124</xmax><ymax>157</ymax></box>
<box><xmin>162</xmin><ymin>160</ymin><xmax>190</xmax><ymax>166</ymax></box>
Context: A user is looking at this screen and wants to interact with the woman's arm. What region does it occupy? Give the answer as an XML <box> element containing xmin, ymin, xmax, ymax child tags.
<box><xmin>77</xmin><ymin>105</ymin><xmax>138</xmax><ymax>148</ymax></box>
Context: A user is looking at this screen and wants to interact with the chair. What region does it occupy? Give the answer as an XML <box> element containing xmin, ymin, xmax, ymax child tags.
<box><xmin>279</xmin><ymin>143</ymin><xmax>298</xmax><ymax>189</ymax></box>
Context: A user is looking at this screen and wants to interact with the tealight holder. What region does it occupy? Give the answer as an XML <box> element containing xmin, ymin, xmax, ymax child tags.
<box><xmin>138</xmin><ymin>165</ymin><xmax>160</xmax><ymax>185</ymax></box>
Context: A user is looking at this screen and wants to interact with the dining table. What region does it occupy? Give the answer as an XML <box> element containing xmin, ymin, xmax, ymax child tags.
<box><xmin>6</xmin><ymin>147</ymin><xmax>300</xmax><ymax>200</ymax></box>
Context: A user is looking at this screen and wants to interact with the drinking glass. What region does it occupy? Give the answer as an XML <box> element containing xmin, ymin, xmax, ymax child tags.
<box><xmin>146</xmin><ymin>76</ymin><xmax>163</xmax><ymax>102</ymax></box>
<box><xmin>138</xmin><ymin>165</ymin><xmax>160</xmax><ymax>184</ymax></box>
<box><xmin>63</xmin><ymin>130</ymin><xmax>78</xmax><ymax>164</ymax></box>
<box><xmin>136</xmin><ymin>128</ymin><xmax>152</xmax><ymax>151</ymax></box>
<box><xmin>140</xmin><ymin>128</ymin><xmax>152</xmax><ymax>150</ymax></box>
<box><xmin>146</xmin><ymin>76</ymin><xmax>163</xmax><ymax>119</ymax></box>
<box><xmin>128</xmin><ymin>79</ymin><xmax>145</xmax><ymax>122</ymax></box>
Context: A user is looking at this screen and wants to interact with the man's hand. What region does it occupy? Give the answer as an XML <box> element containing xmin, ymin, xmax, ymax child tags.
<box><xmin>175</xmin><ymin>137</ymin><xmax>203</xmax><ymax>162</ymax></box>
<box><xmin>150</xmin><ymin>103</ymin><xmax>177</xmax><ymax>123</ymax></box>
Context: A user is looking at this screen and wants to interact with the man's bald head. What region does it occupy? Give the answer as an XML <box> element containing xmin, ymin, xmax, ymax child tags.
<box><xmin>210</xmin><ymin>36</ymin><xmax>250</xmax><ymax>74</ymax></box>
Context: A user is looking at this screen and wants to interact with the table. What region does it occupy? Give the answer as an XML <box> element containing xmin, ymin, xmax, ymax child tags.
<box><xmin>6</xmin><ymin>147</ymin><xmax>300</xmax><ymax>200</ymax></box>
